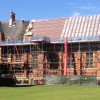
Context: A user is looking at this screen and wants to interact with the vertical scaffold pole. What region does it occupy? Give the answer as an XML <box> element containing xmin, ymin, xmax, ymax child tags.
<box><xmin>64</xmin><ymin>38</ymin><xmax>68</xmax><ymax>75</ymax></box>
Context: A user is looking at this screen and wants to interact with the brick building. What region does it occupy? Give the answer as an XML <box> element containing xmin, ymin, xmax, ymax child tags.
<box><xmin>0</xmin><ymin>11</ymin><xmax>100</xmax><ymax>85</ymax></box>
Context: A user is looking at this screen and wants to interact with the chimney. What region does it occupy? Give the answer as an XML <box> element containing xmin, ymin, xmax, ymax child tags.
<box><xmin>9</xmin><ymin>11</ymin><xmax>15</xmax><ymax>26</ymax></box>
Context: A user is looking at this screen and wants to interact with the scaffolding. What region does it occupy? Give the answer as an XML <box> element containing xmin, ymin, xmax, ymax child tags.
<box><xmin>0</xmin><ymin>35</ymin><xmax>100</xmax><ymax>85</ymax></box>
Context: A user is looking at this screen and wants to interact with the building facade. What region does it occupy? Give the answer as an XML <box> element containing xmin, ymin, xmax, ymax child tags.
<box><xmin>0</xmin><ymin>11</ymin><xmax>100</xmax><ymax>85</ymax></box>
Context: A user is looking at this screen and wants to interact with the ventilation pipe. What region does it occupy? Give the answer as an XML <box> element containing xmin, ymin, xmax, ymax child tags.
<box><xmin>64</xmin><ymin>38</ymin><xmax>68</xmax><ymax>75</ymax></box>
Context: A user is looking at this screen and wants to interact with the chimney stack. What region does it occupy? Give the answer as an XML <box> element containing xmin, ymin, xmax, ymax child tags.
<box><xmin>9</xmin><ymin>11</ymin><xmax>15</xmax><ymax>26</ymax></box>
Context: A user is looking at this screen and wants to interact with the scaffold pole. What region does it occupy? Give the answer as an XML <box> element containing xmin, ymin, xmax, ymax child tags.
<box><xmin>64</xmin><ymin>38</ymin><xmax>68</xmax><ymax>75</ymax></box>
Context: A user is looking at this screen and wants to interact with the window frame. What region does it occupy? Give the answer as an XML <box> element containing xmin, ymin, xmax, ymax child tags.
<box><xmin>86</xmin><ymin>52</ymin><xmax>93</xmax><ymax>68</ymax></box>
<box><xmin>68</xmin><ymin>53</ymin><xmax>74</xmax><ymax>68</ymax></box>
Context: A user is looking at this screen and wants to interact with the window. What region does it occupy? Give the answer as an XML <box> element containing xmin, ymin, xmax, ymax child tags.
<box><xmin>68</xmin><ymin>53</ymin><xmax>74</xmax><ymax>68</ymax></box>
<box><xmin>86</xmin><ymin>52</ymin><xmax>93</xmax><ymax>68</ymax></box>
<box><xmin>47</xmin><ymin>53</ymin><xmax>58</xmax><ymax>69</ymax></box>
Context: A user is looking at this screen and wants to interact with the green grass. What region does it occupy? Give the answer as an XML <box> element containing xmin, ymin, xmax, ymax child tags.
<box><xmin>0</xmin><ymin>85</ymin><xmax>100</xmax><ymax>100</ymax></box>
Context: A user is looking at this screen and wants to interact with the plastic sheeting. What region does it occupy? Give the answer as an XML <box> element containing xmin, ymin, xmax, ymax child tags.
<box><xmin>45</xmin><ymin>75</ymin><xmax>97</xmax><ymax>85</ymax></box>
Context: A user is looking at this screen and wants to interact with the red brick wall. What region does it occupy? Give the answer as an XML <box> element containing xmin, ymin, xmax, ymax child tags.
<box><xmin>67</xmin><ymin>51</ymin><xmax>100</xmax><ymax>75</ymax></box>
<box><xmin>94</xmin><ymin>51</ymin><xmax>100</xmax><ymax>75</ymax></box>
<box><xmin>0</xmin><ymin>32</ymin><xmax>4</xmax><ymax>41</ymax></box>
<box><xmin>74</xmin><ymin>52</ymin><xmax>81</xmax><ymax>75</ymax></box>
<box><xmin>21</xmin><ymin>53</ymin><xmax>27</xmax><ymax>63</ymax></box>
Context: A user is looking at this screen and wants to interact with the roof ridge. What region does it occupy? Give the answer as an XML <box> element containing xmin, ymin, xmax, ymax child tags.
<box><xmin>34</xmin><ymin>17</ymin><xmax>67</xmax><ymax>22</ymax></box>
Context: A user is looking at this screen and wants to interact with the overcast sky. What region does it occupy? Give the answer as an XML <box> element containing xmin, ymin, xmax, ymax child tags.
<box><xmin>0</xmin><ymin>0</ymin><xmax>100</xmax><ymax>21</ymax></box>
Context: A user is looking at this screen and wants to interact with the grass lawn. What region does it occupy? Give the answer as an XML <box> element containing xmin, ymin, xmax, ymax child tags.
<box><xmin>0</xmin><ymin>85</ymin><xmax>100</xmax><ymax>100</ymax></box>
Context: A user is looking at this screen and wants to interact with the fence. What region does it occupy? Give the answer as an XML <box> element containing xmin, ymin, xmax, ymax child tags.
<box><xmin>45</xmin><ymin>75</ymin><xmax>98</xmax><ymax>85</ymax></box>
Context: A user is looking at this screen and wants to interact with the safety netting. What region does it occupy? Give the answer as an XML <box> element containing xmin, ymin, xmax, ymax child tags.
<box><xmin>45</xmin><ymin>75</ymin><xmax>98</xmax><ymax>85</ymax></box>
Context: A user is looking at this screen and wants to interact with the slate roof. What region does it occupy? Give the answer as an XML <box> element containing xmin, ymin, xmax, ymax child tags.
<box><xmin>31</xmin><ymin>15</ymin><xmax>100</xmax><ymax>40</ymax></box>
<box><xmin>0</xmin><ymin>14</ymin><xmax>100</xmax><ymax>43</ymax></box>
<box><xmin>32</xmin><ymin>18</ymin><xmax>66</xmax><ymax>38</ymax></box>
<box><xmin>0</xmin><ymin>20</ymin><xmax>29</xmax><ymax>40</ymax></box>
